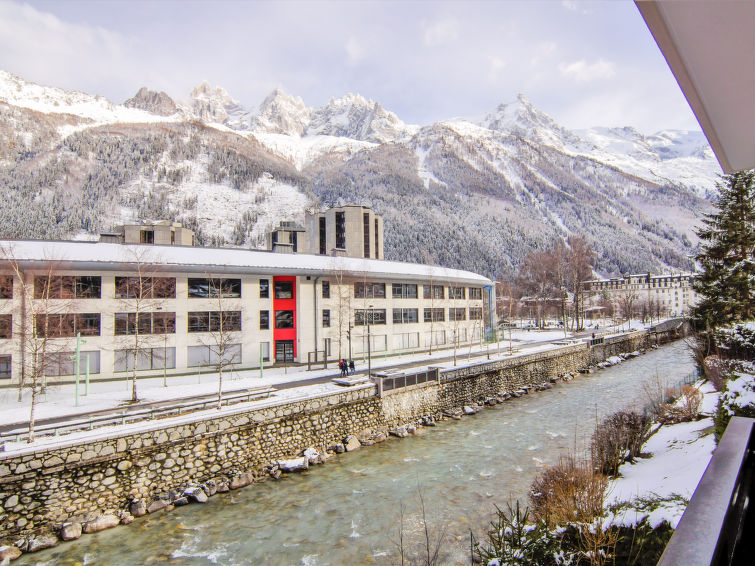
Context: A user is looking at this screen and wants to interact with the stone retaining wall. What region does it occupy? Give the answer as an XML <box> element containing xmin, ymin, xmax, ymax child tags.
<box><xmin>0</xmin><ymin>329</ymin><xmax>680</xmax><ymax>552</ymax></box>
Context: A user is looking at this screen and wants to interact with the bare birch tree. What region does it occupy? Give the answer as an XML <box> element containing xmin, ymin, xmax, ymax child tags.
<box><xmin>1</xmin><ymin>245</ymin><xmax>71</xmax><ymax>442</ymax></box>
<box><xmin>115</xmin><ymin>248</ymin><xmax>174</xmax><ymax>403</ymax></box>
<box><xmin>200</xmin><ymin>276</ymin><xmax>242</xmax><ymax>410</ymax></box>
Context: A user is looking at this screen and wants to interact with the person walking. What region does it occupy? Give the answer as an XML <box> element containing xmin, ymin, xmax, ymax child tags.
<box><xmin>349</xmin><ymin>360</ymin><xmax>355</xmax><ymax>375</ymax></box>
<box><xmin>339</xmin><ymin>359</ymin><xmax>346</xmax><ymax>377</ymax></box>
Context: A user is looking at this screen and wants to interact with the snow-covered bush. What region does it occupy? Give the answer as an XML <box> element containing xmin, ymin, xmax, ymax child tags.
<box><xmin>658</xmin><ymin>385</ymin><xmax>703</xmax><ymax>424</ymax></box>
<box><xmin>715</xmin><ymin>361</ymin><xmax>755</xmax><ymax>440</ymax></box>
<box><xmin>473</xmin><ymin>502</ymin><xmax>573</xmax><ymax>566</ymax></box>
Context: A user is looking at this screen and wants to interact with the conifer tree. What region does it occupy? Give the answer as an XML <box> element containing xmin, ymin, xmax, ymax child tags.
<box><xmin>692</xmin><ymin>170</ymin><xmax>755</xmax><ymax>328</ymax></box>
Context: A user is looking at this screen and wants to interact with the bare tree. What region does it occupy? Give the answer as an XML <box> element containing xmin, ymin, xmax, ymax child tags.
<box><xmin>1</xmin><ymin>245</ymin><xmax>71</xmax><ymax>442</ymax></box>
<box><xmin>618</xmin><ymin>290</ymin><xmax>639</xmax><ymax>330</ymax></box>
<box><xmin>330</xmin><ymin>258</ymin><xmax>352</xmax><ymax>360</ymax></box>
<box><xmin>200</xmin><ymin>276</ymin><xmax>242</xmax><ymax>410</ymax></box>
<box><xmin>114</xmin><ymin>248</ymin><xmax>174</xmax><ymax>403</ymax></box>
<box><xmin>566</xmin><ymin>236</ymin><xmax>596</xmax><ymax>331</ymax></box>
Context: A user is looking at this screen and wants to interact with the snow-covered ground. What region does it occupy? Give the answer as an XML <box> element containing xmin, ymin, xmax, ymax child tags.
<box><xmin>607</xmin><ymin>381</ymin><xmax>719</xmax><ymax>529</ymax></box>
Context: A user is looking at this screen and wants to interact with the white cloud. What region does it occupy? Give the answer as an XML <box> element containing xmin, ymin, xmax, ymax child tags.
<box><xmin>530</xmin><ymin>41</ymin><xmax>557</xmax><ymax>67</ymax></box>
<box><xmin>422</xmin><ymin>18</ymin><xmax>459</xmax><ymax>47</ymax></box>
<box><xmin>345</xmin><ymin>36</ymin><xmax>365</xmax><ymax>64</ymax></box>
<box><xmin>488</xmin><ymin>56</ymin><xmax>507</xmax><ymax>81</ymax></box>
<box><xmin>562</xmin><ymin>1</ymin><xmax>578</xmax><ymax>11</ymax></box>
<box><xmin>0</xmin><ymin>2</ymin><xmax>140</xmax><ymax>97</ymax></box>
<box><xmin>558</xmin><ymin>58</ymin><xmax>616</xmax><ymax>82</ymax></box>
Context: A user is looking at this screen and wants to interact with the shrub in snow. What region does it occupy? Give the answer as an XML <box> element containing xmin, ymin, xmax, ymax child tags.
<box><xmin>591</xmin><ymin>410</ymin><xmax>651</xmax><ymax>476</ymax></box>
<box><xmin>715</xmin><ymin>361</ymin><xmax>755</xmax><ymax>440</ymax></box>
<box><xmin>472</xmin><ymin>501</ymin><xmax>573</xmax><ymax>566</ymax></box>
<box><xmin>529</xmin><ymin>458</ymin><xmax>608</xmax><ymax>528</ymax></box>
<box><xmin>658</xmin><ymin>385</ymin><xmax>703</xmax><ymax>424</ymax></box>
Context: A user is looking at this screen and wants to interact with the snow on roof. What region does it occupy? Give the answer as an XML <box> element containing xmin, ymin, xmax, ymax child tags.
<box><xmin>0</xmin><ymin>240</ymin><xmax>492</xmax><ymax>285</ymax></box>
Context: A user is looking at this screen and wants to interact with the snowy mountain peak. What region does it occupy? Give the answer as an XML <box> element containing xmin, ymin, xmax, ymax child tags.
<box><xmin>251</xmin><ymin>87</ymin><xmax>312</xmax><ymax>136</ymax></box>
<box><xmin>185</xmin><ymin>81</ymin><xmax>251</xmax><ymax>129</ymax></box>
<box><xmin>481</xmin><ymin>94</ymin><xmax>582</xmax><ymax>149</ymax></box>
<box><xmin>124</xmin><ymin>87</ymin><xmax>178</xmax><ymax>116</ymax></box>
<box><xmin>306</xmin><ymin>92</ymin><xmax>409</xmax><ymax>143</ymax></box>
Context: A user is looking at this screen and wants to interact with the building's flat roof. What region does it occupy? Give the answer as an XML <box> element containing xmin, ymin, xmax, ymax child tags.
<box><xmin>585</xmin><ymin>272</ymin><xmax>695</xmax><ymax>284</ymax></box>
<box><xmin>0</xmin><ymin>240</ymin><xmax>492</xmax><ymax>286</ymax></box>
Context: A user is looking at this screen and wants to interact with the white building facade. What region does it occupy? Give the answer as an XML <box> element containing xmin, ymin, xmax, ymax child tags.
<box><xmin>582</xmin><ymin>272</ymin><xmax>699</xmax><ymax>318</ymax></box>
<box><xmin>0</xmin><ymin>240</ymin><xmax>493</xmax><ymax>384</ymax></box>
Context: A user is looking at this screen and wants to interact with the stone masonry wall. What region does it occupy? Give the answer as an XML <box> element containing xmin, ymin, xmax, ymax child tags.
<box><xmin>0</xmin><ymin>330</ymin><xmax>678</xmax><ymax>548</ymax></box>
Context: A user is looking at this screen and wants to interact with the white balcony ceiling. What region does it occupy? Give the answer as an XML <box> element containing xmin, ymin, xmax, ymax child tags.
<box><xmin>637</xmin><ymin>1</ymin><xmax>755</xmax><ymax>173</ymax></box>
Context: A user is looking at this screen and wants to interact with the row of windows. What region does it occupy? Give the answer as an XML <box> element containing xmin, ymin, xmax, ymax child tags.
<box><xmin>321</xmin><ymin>306</ymin><xmax>484</xmax><ymax>327</ymax></box>
<box><xmin>5</xmin><ymin>275</ymin><xmax>483</xmax><ymax>303</ymax></box>
<box><xmin>4</xmin><ymin>304</ymin><xmax>483</xmax><ymax>339</ymax></box>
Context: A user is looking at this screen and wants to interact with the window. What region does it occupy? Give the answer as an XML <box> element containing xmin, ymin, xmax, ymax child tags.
<box><xmin>140</xmin><ymin>230</ymin><xmax>154</xmax><ymax>244</ymax></box>
<box><xmin>34</xmin><ymin>276</ymin><xmax>101</xmax><ymax>299</ymax></box>
<box><xmin>0</xmin><ymin>314</ymin><xmax>10</xmax><ymax>339</ymax></box>
<box><xmin>260</xmin><ymin>279</ymin><xmax>270</xmax><ymax>298</ymax></box>
<box><xmin>393</xmin><ymin>308</ymin><xmax>418</xmax><ymax>324</ymax></box>
<box><xmin>423</xmin><ymin>308</ymin><xmax>445</xmax><ymax>322</ymax></box>
<box><xmin>423</xmin><ymin>285</ymin><xmax>444</xmax><ymax>300</ymax></box>
<box><xmin>392</xmin><ymin>283</ymin><xmax>418</xmax><ymax>299</ymax></box>
<box><xmin>187</xmin><ymin>344</ymin><xmax>242</xmax><ymax>367</ymax></box>
<box><xmin>335</xmin><ymin>211</ymin><xmax>346</xmax><ymax>250</ymax></box>
<box><xmin>322</xmin><ymin>280</ymin><xmax>330</xmax><ymax>299</ymax></box>
<box><xmin>115</xmin><ymin>277</ymin><xmax>176</xmax><ymax>299</ymax></box>
<box><xmin>319</xmin><ymin>217</ymin><xmax>326</xmax><ymax>255</ymax></box>
<box><xmin>188</xmin><ymin>311</ymin><xmax>242</xmax><ymax>332</ymax></box>
<box><xmin>275</xmin><ymin>310</ymin><xmax>294</xmax><ymax>329</ymax></box>
<box><xmin>363</xmin><ymin>212</ymin><xmax>370</xmax><ymax>258</ymax></box>
<box><xmin>394</xmin><ymin>332</ymin><xmax>419</xmax><ymax>350</ymax></box>
<box><xmin>0</xmin><ymin>276</ymin><xmax>12</xmax><ymax>299</ymax></box>
<box><xmin>448</xmin><ymin>286</ymin><xmax>466</xmax><ymax>300</ymax></box>
<box><xmin>35</xmin><ymin>313</ymin><xmax>100</xmax><ymax>337</ymax></box>
<box><xmin>46</xmin><ymin>351</ymin><xmax>100</xmax><ymax>376</ymax></box>
<box><xmin>322</xmin><ymin>309</ymin><xmax>331</xmax><ymax>327</ymax></box>
<box><xmin>469</xmin><ymin>287</ymin><xmax>482</xmax><ymax>300</ymax></box>
<box><xmin>449</xmin><ymin>307</ymin><xmax>466</xmax><ymax>321</ymax></box>
<box><xmin>354</xmin><ymin>309</ymin><xmax>386</xmax><ymax>326</ymax></box>
<box><xmin>115</xmin><ymin>348</ymin><xmax>175</xmax><ymax>372</ymax></box>
<box><xmin>354</xmin><ymin>282</ymin><xmax>386</xmax><ymax>299</ymax></box>
<box><xmin>274</xmin><ymin>280</ymin><xmax>294</xmax><ymax>299</ymax></box>
<box><xmin>469</xmin><ymin>307</ymin><xmax>483</xmax><ymax>320</ymax></box>
<box><xmin>260</xmin><ymin>310</ymin><xmax>269</xmax><ymax>330</ymax></box>
<box><xmin>114</xmin><ymin>312</ymin><xmax>176</xmax><ymax>335</ymax></box>
<box><xmin>374</xmin><ymin>218</ymin><xmax>379</xmax><ymax>259</ymax></box>
<box><xmin>0</xmin><ymin>355</ymin><xmax>10</xmax><ymax>379</ymax></box>
<box><xmin>188</xmin><ymin>278</ymin><xmax>241</xmax><ymax>298</ymax></box>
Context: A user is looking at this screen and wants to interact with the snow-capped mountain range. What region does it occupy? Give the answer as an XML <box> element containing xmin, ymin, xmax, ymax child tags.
<box><xmin>0</xmin><ymin>70</ymin><xmax>720</xmax><ymax>278</ymax></box>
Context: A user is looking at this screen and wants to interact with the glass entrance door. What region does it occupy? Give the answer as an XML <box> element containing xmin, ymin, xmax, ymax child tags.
<box><xmin>275</xmin><ymin>340</ymin><xmax>294</xmax><ymax>363</ymax></box>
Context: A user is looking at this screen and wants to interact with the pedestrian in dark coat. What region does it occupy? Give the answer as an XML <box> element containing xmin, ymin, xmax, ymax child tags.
<box><xmin>349</xmin><ymin>360</ymin><xmax>355</xmax><ymax>375</ymax></box>
<box><xmin>339</xmin><ymin>359</ymin><xmax>346</xmax><ymax>377</ymax></box>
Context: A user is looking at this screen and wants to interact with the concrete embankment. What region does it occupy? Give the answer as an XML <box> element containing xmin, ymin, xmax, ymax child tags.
<box><xmin>0</xmin><ymin>326</ymin><xmax>685</xmax><ymax>558</ymax></box>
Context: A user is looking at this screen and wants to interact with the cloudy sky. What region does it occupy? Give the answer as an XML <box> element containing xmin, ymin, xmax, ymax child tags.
<box><xmin>0</xmin><ymin>0</ymin><xmax>699</xmax><ymax>133</ymax></box>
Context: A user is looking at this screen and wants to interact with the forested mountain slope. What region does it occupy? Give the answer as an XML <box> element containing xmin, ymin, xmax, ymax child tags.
<box><xmin>0</xmin><ymin>71</ymin><xmax>718</xmax><ymax>278</ymax></box>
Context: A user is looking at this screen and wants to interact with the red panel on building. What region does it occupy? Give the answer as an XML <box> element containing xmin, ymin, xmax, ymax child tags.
<box><xmin>272</xmin><ymin>276</ymin><xmax>297</xmax><ymax>360</ymax></box>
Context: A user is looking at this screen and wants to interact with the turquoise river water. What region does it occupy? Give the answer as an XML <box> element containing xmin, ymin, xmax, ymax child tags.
<box><xmin>20</xmin><ymin>340</ymin><xmax>696</xmax><ymax>566</ymax></box>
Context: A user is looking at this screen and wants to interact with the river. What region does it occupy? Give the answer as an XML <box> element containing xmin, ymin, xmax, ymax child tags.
<box><xmin>20</xmin><ymin>340</ymin><xmax>696</xmax><ymax>566</ymax></box>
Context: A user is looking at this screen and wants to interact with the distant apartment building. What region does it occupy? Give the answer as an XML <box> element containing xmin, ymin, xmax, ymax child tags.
<box><xmin>304</xmin><ymin>205</ymin><xmax>384</xmax><ymax>259</ymax></box>
<box><xmin>583</xmin><ymin>273</ymin><xmax>699</xmax><ymax>318</ymax></box>
<box><xmin>0</xmin><ymin>211</ymin><xmax>492</xmax><ymax>384</ymax></box>
<box><xmin>99</xmin><ymin>220</ymin><xmax>196</xmax><ymax>246</ymax></box>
